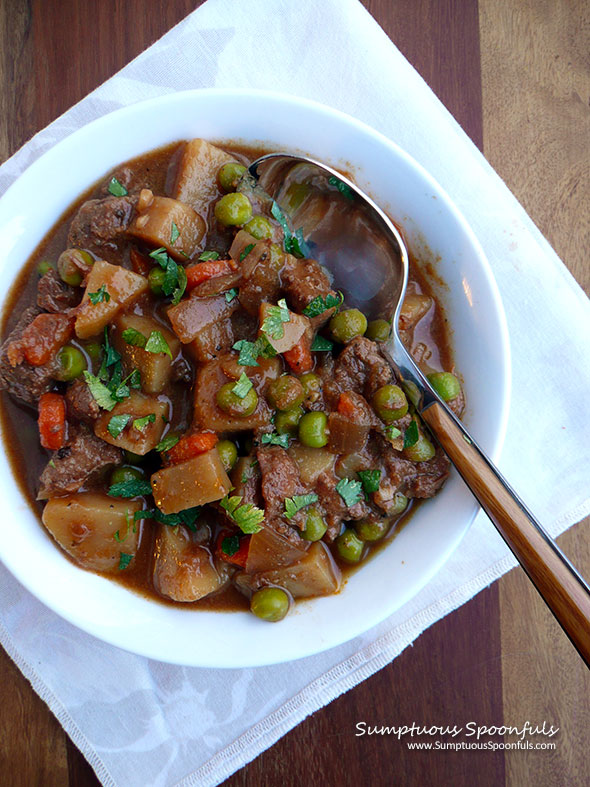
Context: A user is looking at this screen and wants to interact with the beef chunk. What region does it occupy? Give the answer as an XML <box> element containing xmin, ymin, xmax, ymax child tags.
<box><xmin>281</xmin><ymin>257</ymin><xmax>335</xmax><ymax>316</ymax></box>
<box><xmin>37</xmin><ymin>269</ymin><xmax>81</xmax><ymax>312</ymax></box>
<box><xmin>67</xmin><ymin>195</ymin><xmax>137</xmax><ymax>262</ymax></box>
<box><xmin>256</xmin><ymin>445</ymin><xmax>307</xmax><ymax>543</ymax></box>
<box><xmin>38</xmin><ymin>424</ymin><xmax>122</xmax><ymax>499</ymax></box>
<box><xmin>0</xmin><ymin>306</ymin><xmax>60</xmax><ymax>406</ymax></box>
<box><xmin>324</xmin><ymin>336</ymin><xmax>395</xmax><ymax>407</ymax></box>
<box><xmin>65</xmin><ymin>379</ymin><xmax>100</xmax><ymax>423</ymax></box>
<box><xmin>403</xmin><ymin>447</ymin><xmax>450</xmax><ymax>498</ymax></box>
<box><xmin>315</xmin><ymin>470</ymin><xmax>372</xmax><ymax>541</ymax></box>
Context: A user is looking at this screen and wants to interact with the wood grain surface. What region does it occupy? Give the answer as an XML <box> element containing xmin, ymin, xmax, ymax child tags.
<box><xmin>0</xmin><ymin>1</ymin><xmax>588</xmax><ymax>786</ymax></box>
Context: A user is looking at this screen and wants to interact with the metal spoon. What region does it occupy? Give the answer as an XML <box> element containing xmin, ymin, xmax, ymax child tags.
<box><xmin>246</xmin><ymin>152</ymin><xmax>590</xmax><ymax>667</ymax></box>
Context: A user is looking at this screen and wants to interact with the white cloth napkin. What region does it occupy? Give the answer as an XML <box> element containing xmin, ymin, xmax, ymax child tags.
<box><xmin>1</xmin><ymin>0</ymin><xmax>589</xmax><ymax>784</ymax></box>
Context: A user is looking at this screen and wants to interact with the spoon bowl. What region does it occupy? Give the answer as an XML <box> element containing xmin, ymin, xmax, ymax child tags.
<box><xmin>248</xmin><ymin>151</ymin><xmax>590</xmax><ymax>668</ymax></box>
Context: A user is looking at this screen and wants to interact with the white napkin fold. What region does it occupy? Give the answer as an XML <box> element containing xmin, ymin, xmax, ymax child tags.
<box><xmin>1</xmin><ymin>0</ymin><xmax>589</xmax><ymax>785</ymax></box>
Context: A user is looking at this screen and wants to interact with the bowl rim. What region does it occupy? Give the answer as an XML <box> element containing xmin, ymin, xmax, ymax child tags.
<box><xmin>0</xmin><ymin>88</ymin><xmax>511</xmax><ymax>666</ymax></box>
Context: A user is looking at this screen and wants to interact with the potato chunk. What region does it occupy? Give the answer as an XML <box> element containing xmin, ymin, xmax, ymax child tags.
<box><xmin>151</xmin><ymin>449</ymin><xmax>232</xmax><ymax>515</ymax></box>
<box><xmin>75</xmin><ymin>260</ymin><xmax>148</xmax><ymax>339</ymax></box>
<box><xmin>94</xmin><ymin>391</ymin><xmax>168</xmax><ymax>455</ymax></box>
<box><xmin>128</xmin><ymin>191</ymin><xmax>205</xmax><ymax>261</ymax></box>
<box><xmin>245</xmin><ymin>526</ymin><xmax>308</xmax><ymax>573</ymax></box>
<box><xmin>259</xmin><ymin>301</ymin><xmax>310</xmax><ymax>354</ymax></box>
<box><xmin>167</xmin><ymin>294</ymin><xmax>236</xmax><ymax>344</ymax></box>
<box><xmin>114</xmin><ymin>314</ymin><xmax>180</xmax><ymax>393</ymax></box>
<box><xmin>237</xmin><ymin>542</ymin><xmax>341</xmax><ymax>599</ymax></box>
<box><xmin>173</xmin><ymin>139</ymin><xmax>235</xmax><ymax>217</ymax></box>
<box><xmin>41</xmin><ymin>493</ymin><xmax>142</xmax><ymax>572</ymax></box>
<box><xmin>153</xmin><ymin>525</ymin><xmax>225</xmax><ymax>602</ymax></box>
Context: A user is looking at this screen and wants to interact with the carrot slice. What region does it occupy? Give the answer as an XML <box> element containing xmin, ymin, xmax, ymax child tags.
<box><xmin>283</xmin><ymin>334</ymin><xmax>313</xmax><ymax>374</ymax></box>
<box><xmin>185</xmin><ymin>259</ymin><xmax>237</xmax><ymax>290</ymax></box>
<box><xmin>216</xmin><ymin>531</ymin><xmax>250</xmax><ymax>568</ymax></box>
<box><xmin>38</xmin><ymin>393</ymin><xmax>66</xmax><ymax>451</ymax></box>
<box><xmin>337</xmin><ymin>391</ymin><xmax>358</xmax><ymax>419</ymax></box>
<box><xmin>164</xmin><ymin>432</ymin><xmax>218</xmax><ymax>466</ymax></box>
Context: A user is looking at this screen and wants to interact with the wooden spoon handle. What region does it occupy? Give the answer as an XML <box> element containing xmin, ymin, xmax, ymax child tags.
<box><xmin>421</xmin><ymin>400</ymin><xmax>590</xmax><ymax>667</ymax></box>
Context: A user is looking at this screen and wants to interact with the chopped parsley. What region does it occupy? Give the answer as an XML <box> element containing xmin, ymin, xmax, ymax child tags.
<box><xmin>232</xmin><ymin>336</ymin><xmax>276</xmax><ymax>366</ymax></box>
<box><xmin>261</xmin><ymin>298</ymin><xmax>290</xmax><ymax>341</ymax></box>
<box><xmin>221</xmin><ymin>535</ymin><xmax>240</xmax><ymax>557</ymax></box>
<box><xmin>303</xmin><ymin>292</ymin><xmax>343</xmax><ymax>318</ymax></box>
<box><xmin>108</xmin><ymin>479</ymin><xmax>152</xmax><ymax>498</ymax></box>
<box><xmin>155</xmin><ymin>433</ymin><xmax>180</xmax><ymax>453</ymax></box>
<box><xmin>136</xmin><ymin>506</ymin><xmax>201</xmax><ymax>531</ymax></box>
<box><xmin>284</xmin><ymin>493</ymin><xmax>318</xmax><ymax>521</ymax></box>
<box><xmin>224</xmin><ymin>288</ymin><xmax>238</xmax><ymax>303</ymax></box>
<box><xmin>336</xmin><ymin>478</ymin><xmax>363</xmax><ymax>508</ymax></box>
<box><xmin>107</xmin><ymin>414</ymin><xmax>131</xmax><ymax>438</ymax></box>
<box><xmin>149</xmin><ymin>247</ymin><xmax>186</xmax><ymax>305</ymax></box>
<box><xmin>83</xmin><ymin>371</ymin><xmax>119</xmax><ymax>411</ymax></box>
<box><xmin>261</xmin><ymin>432</ymin><xmax>290</xmax><ymax>449</ymax></box>
<box><xmin>170</xmin><ymin>221</ymin><xmax>180</xmax><ymax>245</ymax></box>
<box><xmin>311</xmin><ymin>334</ymin><xmax>333</xmax><ymax>352</ymax></box>
<box><xmin>144</xmin><ymin>330</ymin><xmax>173</xmax><ymax>358</ymax></box>
<box><xmin>88</xmin><ymin>284</ymin><xmax>110</xmax><ymax>304</ymax></box>
<box><xmin>220</xmin><ymin>495</ymin><xmax>264</xmax><ymax>534</ymax></box>
<box><xmin>403</xmin><ymin>420</ymin><xmax>419</xmax><ymax>449</ymax></box>
<box><xmin>133</xmin><ymin>413</ymin><xmax>156</xmax><ymax>431</ymax></box>
<box><xmin>198</xmin><ymin>250</ymin><xmax>220</xmax><ymax>261</ymax></box>
<box><xmin>108</xmin><ymin>177</ymin><xmax>128</xmax><ymax>197</ymax></box>
<box><xmin>328</xmin><ymin>175</ymin><xmax>355</xmax><ymax>201</ymax></box>
<box><xmin>239</xmin><ymin>243</ymin><xmax>255</xmax><ymax>262</ymax></box>
<box><xmin>122</xmin><ymin>328</ymin><xmax>147</xmax><ymax>348</ymax></box>
<box><xmin>384</xmin><ymin>425</ymin><xmax>402</xmax><ymax>442</ymax></box>
<box><xmin>232</xmin><ymin>372</ymin><xmax>253</xmax><ymax>399</ymax></box>
<box><xmin>118</xmin><ymin>552</ymin><xmax>133</xmax><ymax>570</ymax></box>
<box><xmin>358</xmin><ymin>469</ymin><xmax>381</xmax><ymax>496</ymax></box>
<box><xmin>270</xmin><ymin>201</ymin><xmax>311</xmax><ymax>258</ymax></box>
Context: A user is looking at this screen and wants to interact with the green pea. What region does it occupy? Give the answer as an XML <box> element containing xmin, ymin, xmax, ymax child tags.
<box><xmin>335</xmin><ymin>529</ymin><xmax>365</xmax><ymax>563</ymax></box>
<box><xmin>250</xmin><ymin>586</ymin><xmax>290</xmax><ymax>622</ymax></box>
<box><xmin>388</xmin><ymin>492</ymin><xmax>408</xmax><ymax>516</ymax></box>
<box><xmin>84</xmin><ymin>342</ymin><xmax>102</xmax><ymax>362</ymax></box>
<box><xmin>403</xmin><ymin>432</ymin><xmax>436</xmax><ymax>462</ymax></box>
<box><xmin>124</xmin><ymin>450</ymin><xmax>145</xmax><ymax>464</ymax></box>
<box><xmin>267</xmin><ymin>375</ymin><xmax>305</xmax><ymax>411</ymax></box>
<box><xmin>328</xmin><ymin>308</ymin><xmax>367</xmax><ymax>344</ymax></box>
<box><xmin>217</xmin><ymin>439</ymin><xmax>238</xmax><ymax>471</ymax></box>
<box><xmin>275</xmin><ymin>406</ymin><xmax>303</xmax><ymax>436</ymax></box>
<box><xmin>355</xmin><ymin>518</ymin><xmax>390</xmax><ymax>542</ymax></box>
<box><xmin>216</xmin><ymin>381</ymin><xmax>258</xmax><ymax>417</ymax></box>
<box><xmin>427</xmin><ymin>371</ymin><xmax>461</xmax><ymax>402</ymax></box>
<box><xmin>57</xmin><ymin>248</ymin><xmax>93</xmax><ymax>287</ymax></box>
<box><xmin>56</xmin><ymin>346</ymin><xmax>87</xmax><ymax>381</ymax></box>
<box><xmin>302</xmin><ymin>507</ymin><xmax>328</xmax><ymax>542</ymax></box>
<box><xmin>298</xmin><ymin>411</ymin><xmax>328</xmax><ymax>448</ymax></box>
<box><xmin>110</xmin><ymin>465</ymin><xmax>144</xmax><ymax>486</ymax></box>
<box><xmin>365</xmin><ymin>319</ymin><xmax>391</xmax><ymax>342</ymax></box>
<box><xmin>299</xmin><ymin>372</ymin><xmax>321</xmax><ymax>405</ymax></box>
<box><xmin>244</xmin><ymin>215</ymin><xmax>273</xmax><ymax>240</ymax></box>
<box><xmin>214</xmin><ymin>192</ymin><xmax>253</xmax><ymax>226</ymax></box>
<box><xmin>372</xmin><ymin>384</ymin><xmax>408</xmax><ymax>423</ymax></box>
<box><xmin>37</xmin><ymin>260</ymin><xmax>54</xmax><ymax>276</ymax></box>
<box><xmin>218</xmin><ymin>161</ymin><xmax>247</xmax><ymax>192</ymax></box>
<box><xmin>148</xmin><ymin>266</ymin><xmax>166</xmax><ymax>296</ymax></box>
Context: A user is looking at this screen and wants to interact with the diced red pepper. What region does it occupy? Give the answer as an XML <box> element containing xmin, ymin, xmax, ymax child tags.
<box><xmin>283</xmin><ymin>334</ymin><xmax>313</xmax><ymax>374</ymax></box>
<box><xmin>215</xmin><ymin>530</ymin><xmax>250</xmax><ymax>568</ymax></box>
<box><xmin>38</xmin><ymin>393</ymin><xmax>67</xmax><ymax>451</ymax></box>
<box><xmin>185</xmin><ymin>259</ymin><xmax>237</xmax><ymax>290</ymax></box>
<box><xmin>163</xmin><ymin>432</ymin><xmax>218</xmax><ymax>466</ymax></box>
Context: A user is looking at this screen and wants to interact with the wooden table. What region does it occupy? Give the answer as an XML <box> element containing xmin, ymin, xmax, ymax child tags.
<box><xmin>1</xmin><ymin>1</ymin><xmax>588</xmax><ymax>785</ymax></box>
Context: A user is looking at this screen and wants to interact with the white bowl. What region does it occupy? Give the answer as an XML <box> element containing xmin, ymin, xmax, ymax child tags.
<box><xmin>0</xmin><ymin>90</ymin><xmax>510</xmax><ymax>667</ymax></box>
